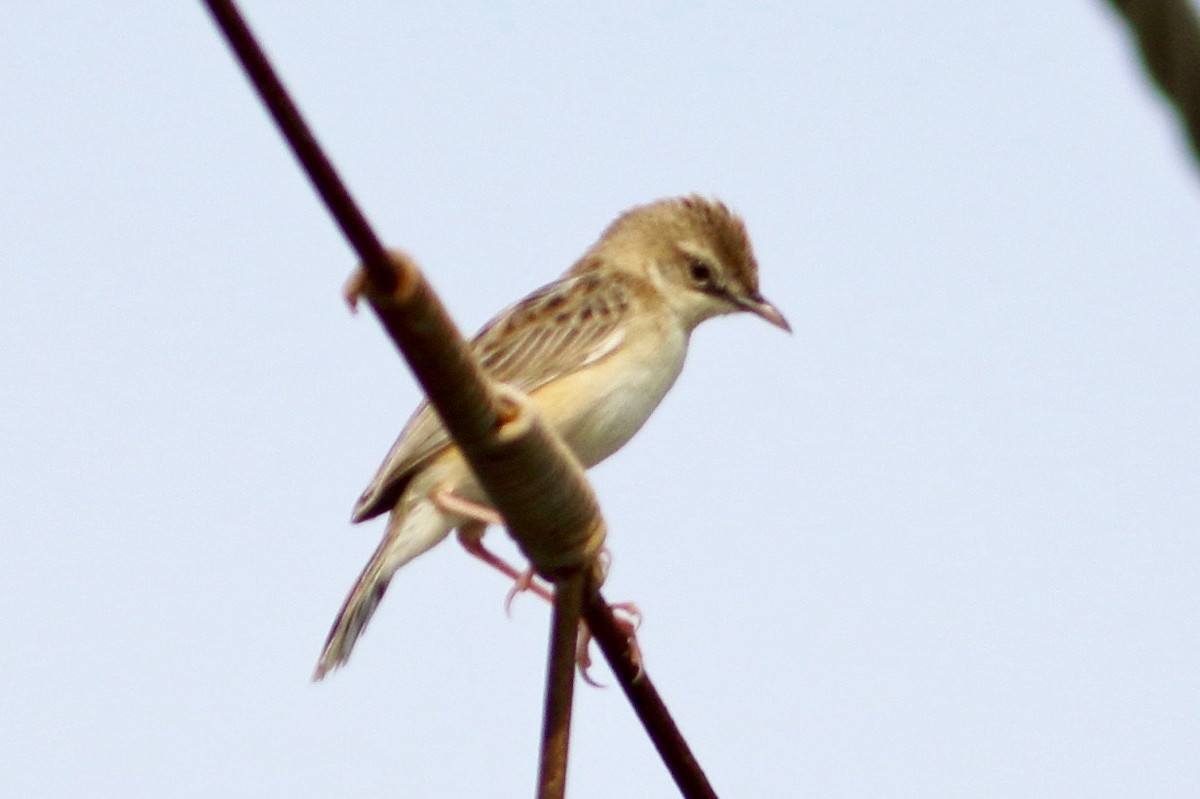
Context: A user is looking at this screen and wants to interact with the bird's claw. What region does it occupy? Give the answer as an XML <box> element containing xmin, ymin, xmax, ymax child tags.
<box><xmin>576</xmin><ymin>602</ymin><xmax>644</xmax><ymax>687</ymax></box>
<box><xmin>343</xmin><ymin>268</ymin><xmax>369</xmax><ymax>313</ymax></box>
<box><xmin>504</xmin><ymin>567</ymin><xmax>540</xmax><ymax>616</ymax></box>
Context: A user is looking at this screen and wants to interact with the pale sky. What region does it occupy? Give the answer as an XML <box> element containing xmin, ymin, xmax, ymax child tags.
<box><xmin>3</xmin><ymin>3</ymin><xmax>1199</xmax><ymax>796</ymax></box>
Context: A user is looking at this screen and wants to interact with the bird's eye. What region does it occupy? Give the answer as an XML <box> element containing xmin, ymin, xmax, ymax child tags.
<box><xmin>688</xmin><ymin>259</ymin><xmax>713</xmax><ymax>285</ymax></box>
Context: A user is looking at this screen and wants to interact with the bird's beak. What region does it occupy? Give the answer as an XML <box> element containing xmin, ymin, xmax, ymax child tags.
<box><xmin>739</xmin><ymin>293</ymin><xmax>791</xmax><ymax>333</ymax></box>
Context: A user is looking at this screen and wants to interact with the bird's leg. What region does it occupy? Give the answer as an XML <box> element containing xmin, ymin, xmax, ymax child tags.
<box><xmin>453</xmin><ymin>521</ymin><xmax>556</xmax><ymax>606</ymax></box>
<box><xmin>434</xmin><ymin>487</ymin><xmax>556</xmax><ymax>608</ymax></box>
<box><xmin>431</xmin><ymin>488</ymin><xmax>504</xmax><ymax>527</ymax></box>
<box><xmin>573</xmin><ymin>549</ymin><xmax>645</xmax><ymax>685</ymax></box>
<box><xmin>438</xmin><ymin>491</ymin><xmax>643</xmax><ymax>685</ymax></box>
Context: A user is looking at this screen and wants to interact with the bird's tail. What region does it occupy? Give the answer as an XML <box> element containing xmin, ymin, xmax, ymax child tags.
<box><xmin>313</xmin><ymin>500</ymin><xmax>451</xmax><ymax>680</ymax></box>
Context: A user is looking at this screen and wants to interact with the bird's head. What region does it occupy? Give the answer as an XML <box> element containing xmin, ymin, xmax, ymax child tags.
<box><xmin>575</xmin><ymin>195</ymin><xmax>790</xmax><ymax>333</ymax></box>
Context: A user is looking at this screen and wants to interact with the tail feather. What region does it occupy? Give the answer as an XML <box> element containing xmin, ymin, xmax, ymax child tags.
<box><xmin>313</xmin><ymin>541</ymin><xmax>395</xmax><ymax>680</ymax></box>
<box><xmin>313</xmin><ymin>500</ymin><xmax>453</xmax><ymax>680</ymax></box>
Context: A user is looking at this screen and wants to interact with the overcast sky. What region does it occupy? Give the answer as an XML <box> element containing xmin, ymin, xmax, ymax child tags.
<box><xmin>3</xmin><ymin>3</ymin><xmax>1199</xmax><ymax>796</ymax></box>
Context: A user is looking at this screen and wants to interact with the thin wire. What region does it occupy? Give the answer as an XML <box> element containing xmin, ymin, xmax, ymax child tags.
<box><xmin>586</xmin><ymin>590</ymin><xmax>718</xmax><ymax>799</ymax></box>
<box><xmin>201</xmin><ymin>0</ymin><xmax>394</xmax><ymax>293</ymax></box>
<box><xmin>1106</xmin><ymin>0</ymin><xmax>1200</xmax><ymax>166</ymax></box>
<box><xmin>537</xmin><ymin>571</ymin><xmax>587</xmax><ymax>799</ymax></box>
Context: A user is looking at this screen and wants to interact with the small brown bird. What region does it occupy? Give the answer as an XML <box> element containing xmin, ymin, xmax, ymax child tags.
<box><xmin>315</xmin><ymin>196</ymin><xmax>789</xmax><ymax>679</ymax></box>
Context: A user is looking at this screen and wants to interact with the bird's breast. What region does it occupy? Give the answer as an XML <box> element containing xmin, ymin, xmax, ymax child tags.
<box><xmin>531</xmin><ymin>322</ymin><xmax>688</xmax><ymax>469</ymax></box>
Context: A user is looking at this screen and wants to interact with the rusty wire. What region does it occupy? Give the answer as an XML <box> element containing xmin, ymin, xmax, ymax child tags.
<box><xmin>537</xmin><ymin>570</ymin><xmax>586</xmax><ymax>799</ymax></box>
<box><xmin>585</xmin><ymin>590</ymin><xmax>719</xmax><ymax>799</ymax></box>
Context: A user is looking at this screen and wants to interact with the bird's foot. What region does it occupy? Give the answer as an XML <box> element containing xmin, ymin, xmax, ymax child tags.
<box><xmin>342</xmin><ymin>268</ymin><xmax>369</xmax><ymax>313</ymax></box>
<box><xmin>577</xmin><ymin>601</ymin><xmax>643</xmax><ymax>687</ymax></box>
<box><xmin>450</xmin><ymin>505</ymin><xmax>642</xmax><ymax>684</ymax></box>
<box><xmin>504</xmin><ymin>566</ymin><xmax>546</xmax><ymax>616</ymax></box>
<box><xmin>454</xmin><ymin>521</ymin><xmax>555</xmax><ymax>610</ymax></box>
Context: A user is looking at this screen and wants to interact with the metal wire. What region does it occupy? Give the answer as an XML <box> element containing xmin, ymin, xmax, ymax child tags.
<box><xmin>1106</xmin><ymin>0</ymin><xmax>1200</xmax><ymax>166</ymax></box>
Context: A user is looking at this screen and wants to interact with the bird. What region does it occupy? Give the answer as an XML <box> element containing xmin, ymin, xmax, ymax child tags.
<box><xmin>314</xmin><ymin>195</ymin><xmax>790</xmax><ymax>679</ymax></box>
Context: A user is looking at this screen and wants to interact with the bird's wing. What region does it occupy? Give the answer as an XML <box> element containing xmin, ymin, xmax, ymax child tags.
<box><xmin>350</xmin><ymin>271</ymin><xmax>631</xmax><ymax>522</ymax></box>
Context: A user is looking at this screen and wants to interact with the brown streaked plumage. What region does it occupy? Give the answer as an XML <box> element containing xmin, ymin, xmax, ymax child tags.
<box><xmin>315</xmin><ymin>195</ymin><xmax>788</xmax><ymax>679</ymax></box>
